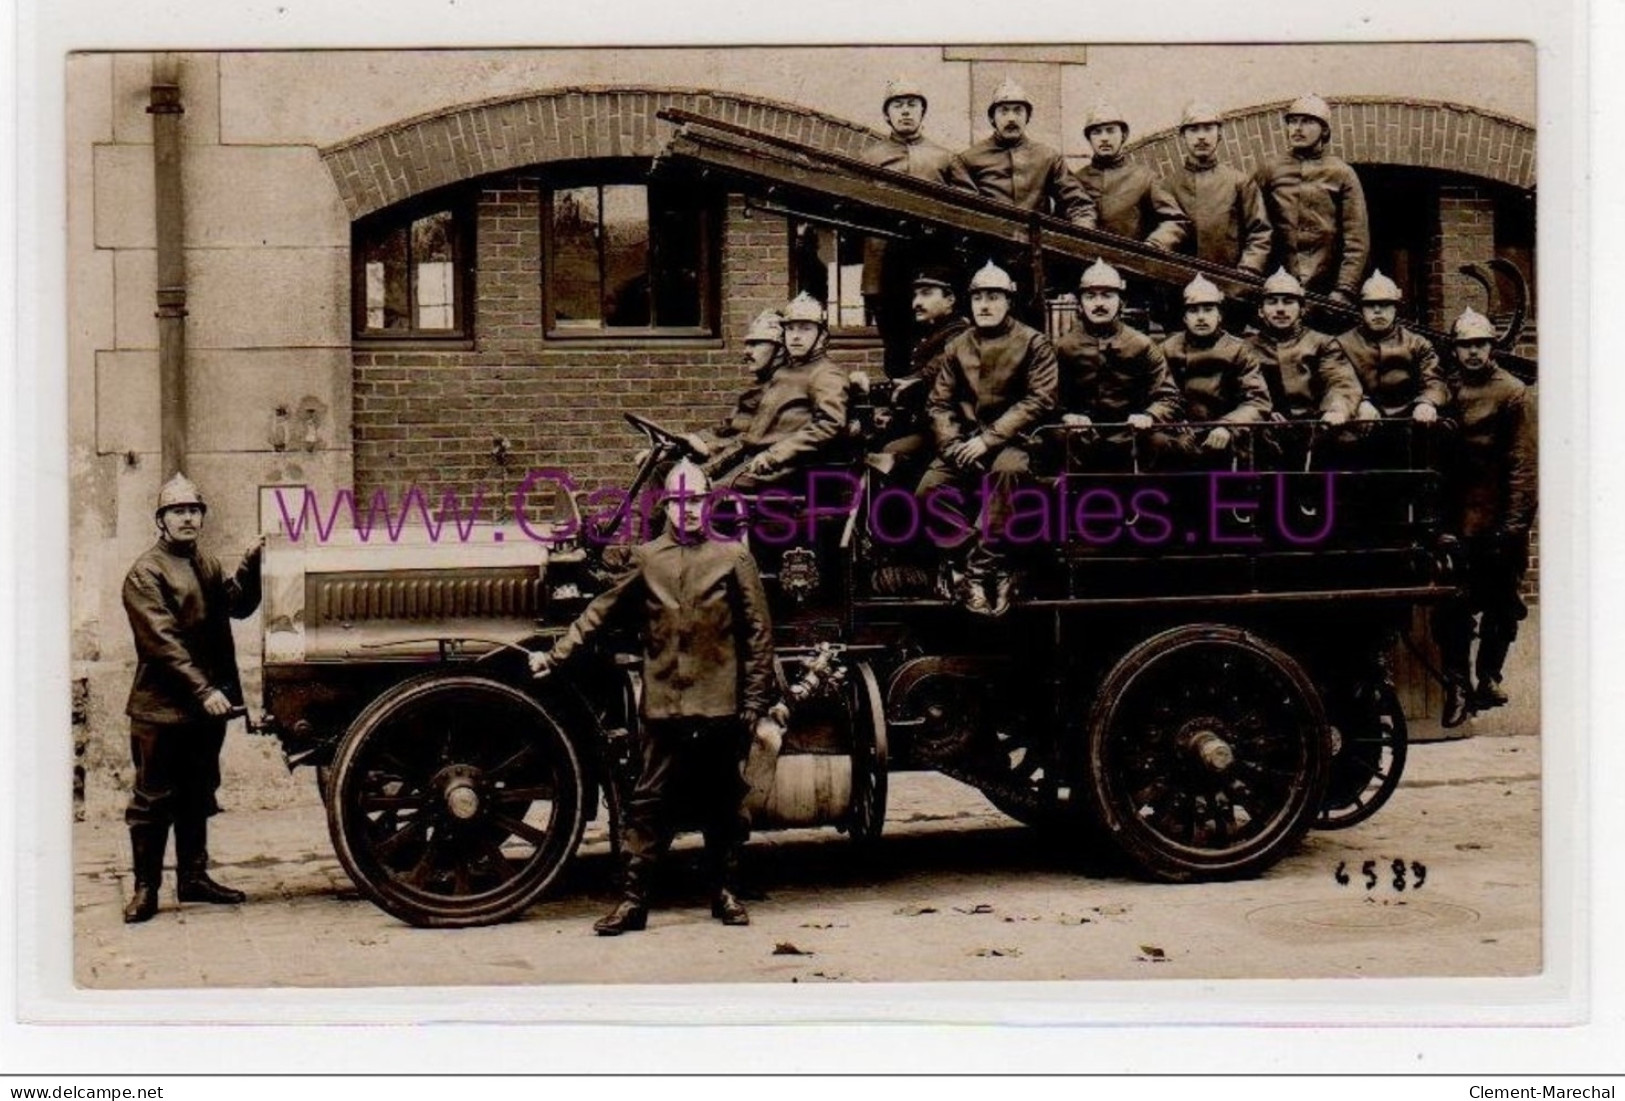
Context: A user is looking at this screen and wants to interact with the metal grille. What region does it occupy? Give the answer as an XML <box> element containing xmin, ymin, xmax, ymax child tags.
<box><xmin>308</xmin><ymin>569</ymin><xmax>544</xmax><ymax>625</ymax></box>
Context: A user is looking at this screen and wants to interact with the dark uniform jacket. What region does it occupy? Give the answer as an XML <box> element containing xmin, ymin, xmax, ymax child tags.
<box><xmin>1161</xmin><ymin>332</ymin><xmax>1273</xmax><ymax>424</ymax></box>
<box><xmin>926</xmin><ymin>317</ymin><xmax>1059</xmax><ymax>450</ymax></box>
<box><xmin>1443</xmin><ymin>367</ymin><xmax>1537</xmax><ymax>537</ymax></box>
<box><xmin>701</xmin><ymin>350</ymin><xmax>849</xmax><ymax>480</ymax></box>
<box><xmin>1256</xmin><ymin>145</ymin><xmax>1371</xmax><ymax>298</ymax></box>
<box><xmin>1053</xmin><ymin>321</ymin><xmax>1184</xmax><ymax>425</ymax></box>
<box><xmin>1247</xmin><ymin>322</ymin><xmax>1363</xmax><ymax>420</ymax></box>
<box><xmin>1166</xmin><ymin>155</ymin><xmax>1273</xmax><ymax>273</ymax></box>
<box><xmin>1336</xmin><ymin>325</ymin><xmax>1450</xmax><ymax>417</ymax></box>
<box><xmin>123</xmin><ymin>540</ymin><xmax>261</xmax><ymax>724</ymax></box>
<box><xmin>1074</xmin><ymin>155</ymin><xmax>1189</xmax><ymax>249</ymax></box>
<box><xmin>548</xmin><ymin>532</ymin><xmax>777</xmax><ymax>723</ymax></box>
<box><xmin>955</xmin><ymin>134</ymin><xmax>1097</xmax><ymax>226</ymax></box>
<box><xmin>859</xmin><ymin>132</ymin><xmax>973</xmax><ymax>297</ymax></box>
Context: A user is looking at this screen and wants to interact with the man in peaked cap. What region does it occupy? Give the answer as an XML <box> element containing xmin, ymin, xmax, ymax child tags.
<box><xmin>860</xmin><ymin>77</ymin><xmax>975</xmax><ymax>376</ymax></box>
<box><xmin>1256</xmin><ymin>94</ymin><xmax>1371</xmax><ymax>305</ymax></box>
<box><xmin>1159</xmin><ymin>275</ymin><xmax>1273</xmax><ymax>462</ymax></box>
<box><xmin>1431</xmin><ymin>307</ymin><xmax>1537</xmax><ymax>728</ymax></box>
<box><xmin>918</xmin><ymin>260</ymin><xmax>1058</xmax><ymax>616</ymax></box>
<box><xmin>1052</xmin><ymin>259</ymin><xmax>1185</xmax><ymax>470</ymax></box>
<box><xmin>1074</xmin><ymin>103</ymin><xmax>1189</xmax><ymax>251</ymax></box>
<box><xmin>954</xmin><ymin>77</ymin><xmax>1097</xmax><ymax>227</ymax></box>
<box><xmin>532</xmin><ymin>459</ymin><xmax>779</xmax><ymax>933</ymax></box>
<box><xmin>1164</xmin><ymin>101</ymin><xmax>1273</xmax><ymax>274</ymax></box>
<box><xmin>702</xmin><ymin>295</ymin><xmax>850</xmax><ymax>492</ymax></box>
<box><xmin>119</xmin><ymin>473</ymin><xmax>263</xmax><ymax>923</ymax></box>
<box><xmin>867</xmin><ymin>265</ymin><xmax>975</xmax><ymax>481</ymax></box>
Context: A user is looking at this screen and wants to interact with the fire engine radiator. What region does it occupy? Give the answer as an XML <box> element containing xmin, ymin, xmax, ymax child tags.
<box><xmin>308</xmin><ymin>569</ymin><xmax>544</xmax><ymax>625</ymax></box>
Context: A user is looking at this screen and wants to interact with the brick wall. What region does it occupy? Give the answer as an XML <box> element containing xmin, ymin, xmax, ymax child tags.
<box><xmin>1430</xmin><ymin>185</ymin><xmax>1498</xmax><ymax>324</ymax></box>
<box><xmin>353</xmin><ymin>186</ymin><xmax>882</xmax><ymax>509</ymax></box>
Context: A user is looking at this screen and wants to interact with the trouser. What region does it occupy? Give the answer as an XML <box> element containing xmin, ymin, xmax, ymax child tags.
<box><xmin>1049</xmin><ymin>429</ymin><xmax>1188</xmax><ymax>475</ymax></box>
<box><xmin>621</xmin><ymin>716</ymin><xmax>751</xmax><ymax>894</ymax></box>
<box><xmin>1431</xmin><ymin>534</ymin><xmax>1529</xmax><ymax>686</ymax></box>
<box><xmin>915</xmin><ymin>444</ymin><xmax>1032</xmax><ymax>578</ymax></box>
<box><xmin>126</xmin><ymin>718</ymin><xmax>226</xmax><ymax>827</ymax></box>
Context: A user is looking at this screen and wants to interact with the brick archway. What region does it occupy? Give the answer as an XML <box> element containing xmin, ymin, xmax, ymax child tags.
<box><xmin>1124</xmin><ymin>98</ymin><xmax>1534</xmax><ymax>191</ymax></box>
<box><xmin>320</xmin><ymin>86</ymin><xmax>882</xmax><ymax>219</ymax></box>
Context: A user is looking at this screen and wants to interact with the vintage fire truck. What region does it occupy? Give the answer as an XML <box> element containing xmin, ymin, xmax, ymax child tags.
<box><xmin>252</xmin><ymin>113</ymin><xmax>1532</xmax><ymax>927</ymax></box>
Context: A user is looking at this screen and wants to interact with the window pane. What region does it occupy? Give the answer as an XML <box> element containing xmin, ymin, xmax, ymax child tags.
<box><xmin>551</xmin><ymin>186</ymin><xmax>602</xmax><ymax>327</ymax></box>
<box><xmin>833</xmin><ymin>231</ymin><xmax>869</xmax><ymax>328</ymax></box>
<box><xmin>601</xmin><ymin>185</ymin><xmax>650</xmax><ymax>327</ymax></box>
<box><xmin>649</xmin><ymin>183</ymin><xmax>703</xmax><ymax>328</ymax></box>
<box><xmin>361</xmin><ymin>225</ymin><xmax>410</xmax><ymax>332</ymax></box>
<box><xmin>410</xmin><ymin>212</ymin><xmax>456</xmax><ymax>330</ymax></box>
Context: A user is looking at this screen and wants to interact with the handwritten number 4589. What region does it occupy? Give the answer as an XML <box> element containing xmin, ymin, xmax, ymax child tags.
<box><xmin>1334</xmin><ymin>859</ymin><xmax>1426</xmax><ymax>891</ymax></box>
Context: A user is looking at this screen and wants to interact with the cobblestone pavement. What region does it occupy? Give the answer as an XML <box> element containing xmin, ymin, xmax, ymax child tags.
<box><xmin>71</xmin><ymin>619</ymin><xmax>1542</xmax><ymax>989</ymax></box>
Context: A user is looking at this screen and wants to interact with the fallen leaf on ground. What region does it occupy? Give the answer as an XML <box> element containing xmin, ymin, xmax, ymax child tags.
<box><xmin>972</xmin><ymin>947</ymin><xmax>1022</xmax><ymax>958</ymax></box>
<box><xmin>799</xmin><ymin>922</ymin><xmax>847</xmax><ymax>929</ymax></box>
<box><xmin>895</xmin><ymin>904</ymin><xmax>938</xmax><ymax>916</ymax></box>
<box><xmin>953</xmin><ymin>903</ymin><xmax>995</xmax><ymax>915</ymax></box>
<box><xmin>772</xmin><ymin>942</ymin><xmax>812</xmax><ymax>956</ymax></box>
<box><xmin>1137</xmin><ymin>945</ymin><xmax>1168</xmax><ymax>962</ymax></box>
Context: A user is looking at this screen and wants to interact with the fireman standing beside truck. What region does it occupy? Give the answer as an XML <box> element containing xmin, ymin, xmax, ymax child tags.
<box><xmin>120</xmin><ymin>473</ymin><xmax>263</xmax><ymax>924</ymax></box>
<box><xmin>530</xmin><ymin>460</ymin><xmax>781</xmax><ymax>934</ymax></box>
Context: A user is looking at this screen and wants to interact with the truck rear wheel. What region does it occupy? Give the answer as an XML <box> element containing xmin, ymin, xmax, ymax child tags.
<box><xmin>1086</xmin><ymin>625</ymin><xmax>1331</xmax><ymax>882</ymax></box>
<box><xmin>326</xmin><ymin>674</ymin><xmax>586</xmax><ymax>928</ymax></box>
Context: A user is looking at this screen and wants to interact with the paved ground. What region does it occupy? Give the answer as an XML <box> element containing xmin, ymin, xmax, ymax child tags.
<box><xmin>72</xmin><ymin>616</ymin><xmax>1541</xmax><ymax>988</ymax></box>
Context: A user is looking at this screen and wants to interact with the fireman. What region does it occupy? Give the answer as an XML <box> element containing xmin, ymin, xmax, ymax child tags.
<box><xmin>1338</xmin><ymin>269</ymin><xmax>1450</xmax><ymax>422</ymax></box>
<box><xmin>1247</xmin><ymin>267</ymin><xmax>1362</xmax><ymax>469</ymax></box>
<box><xmin>1256</xmin><ymin>94</ymin><xmax>1370</xmax><ymax>305</ymax></box>
<box><xmin>1052</xmin><ymin>259</ymin><xmax>1185</xmax><ymax>470</ymax></box>
<box><xmin>704</xmin><ymin>294</ymin><xmax>849</xmax><ymax>492</ymax></box>
<box><xmin>531</xmin><ymin>459</ymin><xmax>779</xmax><ymax>933</ymax></box>
<box><xmin>119</xmin><ymin>474</ymin><xmax>262</xmax><ymax>924</ymax></box>
<box><xmin>860</xmin><ymin>77</ymin><xmax>972</xmax><ymax>377</ymax></box>
<box><xmin>1074</xmin><ymin>103</ymin><xmax>1189</xmax><ymax>250</ymax></box>
<box><xmin>918</xmin><ymin>260</ymin><xmax>1058</xmax><ymax>616</ymax></box>
<box><xmin>870</xmin><ymin>265</ymin><xmax>974</xmax><ymax>481</ymax></box>
<box><xmin>955</xmin><ymin>78</ymin><xmax>1096</xmax><ymax>227</ymax></box>
<box><xmin>1432</xmin><ymin>307</ymin><xmax>1538</xmax><ymax>727</ymax></box>
<box><xmin>1160</xmin><ymin>275</ymin><xmax>1272</xmax><ymax>463</ymax></box>
<box><xmin>1165</xmin><ymin>101</ymin><xmax>1272</xmax><ymax>274</ymax></box>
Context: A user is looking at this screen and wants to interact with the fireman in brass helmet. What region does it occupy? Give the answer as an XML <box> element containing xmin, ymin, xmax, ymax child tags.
<box><xmin>1432</xmin><ymin>307</ymin><xmax>1537</xmax><ymax>728</ymax></box>
<box><xmin>1165</xmin><ymin>101</ymin><xmax>1273</xmax><ymax>274</ymax></box>
<box><xmin>955</xmin><ymin>78</ymin><xmax>1096</xmax><ymax>227</ymax></box>
<box><xmin>532</xmin><ymin>459</ymin><xmax>779</xmax><ymax>933</ymax></box>
<box><xmin>860</xmin><ymin>78</ymin><xmax>973</xmax><ymax>376</ymax></box>
<box><xmin>1256</xmin><ymin>94</ymin><xmax>1370</xmax><ymax>305</ymax></box>
<box><xmin>917</xmin><ymin>260</ymin><xmax>1058</xmax><ymax>616</ymax></box>
<box><xmin>702</xmin><ymin>294</ymin><xmax>849</xmax><ymax>492</ymax></box>
<box><xmin>119</xmin><ymin>473</ymin><xmax>263</xmax><ymax>923</ymax></box>
<box><xmin>1074</xmin><ymin>102</ymin><xmax>1189</xmax><ymax>250</ymax></box>
<box><xmin>1160</xmin><ymin>275</ymin><xmax>1272</xmax><ymax>463</ymax></box>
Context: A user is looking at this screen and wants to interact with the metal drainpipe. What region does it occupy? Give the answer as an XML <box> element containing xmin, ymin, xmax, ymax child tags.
<box><xmin>148</xmin><ymin>55</ymin><xmax>187</xmax><ymax>479</ymax></box>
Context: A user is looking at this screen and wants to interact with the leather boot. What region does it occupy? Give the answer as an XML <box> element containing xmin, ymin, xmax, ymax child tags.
<box><xmin>1441</xmin><ymin>676</ymin><xmax>1473</xmax><ymax>729</ymax></box>
<box><xmin>1474</xmin><ymin>634</ymin><xmax>1513</xmax><ymax>710</ymax></box>
<box><xmin>711</xmin><ymin>888</ymin><xmax>750</xmax><ymax>926</ymax></box>
<box><xmin>989</xmin><ymin>572</ymin><xmax>1019</xmax><ymax>618</ymax></box>
<box><xmin>174</xmin><ymin>817</ymin><xmax>246</xmax><ymax>905</ymax></box>
<box><xmin>594</xmin><ymin>864</ymin><xmax>649</xmax><ymax>936</ymax></box>
<box><xmin>707</xmin><ymin>849</ymin><xmax>749</xmax><ymax>926</ymax></box>
<box><xmin>122</xmin><ymin>824</ymin><xmax>167</xmax><ymax>924</ymax></box>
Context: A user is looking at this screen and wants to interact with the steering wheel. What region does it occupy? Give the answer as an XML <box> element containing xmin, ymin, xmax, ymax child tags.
<box><xmin>624</xmin><ymin>412</ymin><xmax>711</xmax><ymax>461</ymax></box>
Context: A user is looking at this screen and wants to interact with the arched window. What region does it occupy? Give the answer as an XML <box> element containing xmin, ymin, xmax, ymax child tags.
<box><xmin>352</xmin><ymin>187</ymin><xmax>475</xmax><ymax>341</ymax></box>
